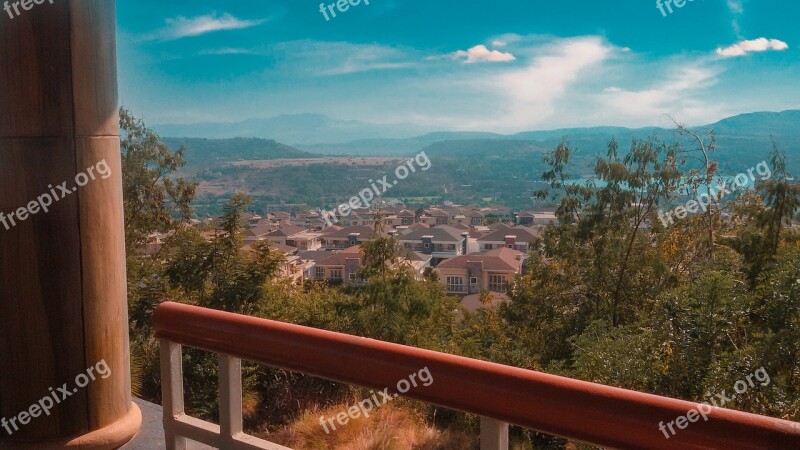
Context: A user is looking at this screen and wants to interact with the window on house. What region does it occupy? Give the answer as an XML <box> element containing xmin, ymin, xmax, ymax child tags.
<box><xmin>349</xmin><ymin>273</ymin><xmax>357</xmax><ymax>280</ymax></box>
<box><xmin>484</xmin><ymin>244</ymin><xmax>493</xmax><ymax>250</ymax></box>
<box><xmin>446</xmin><ymin>276</ymin><xmax>464</xmax><ymax>292</ymax></box>
<box><xmin>470</xmin><ymin>277</ymin><xmax>478</xmax><ymax>285</ymax></box>
<box><xmin>424</xmin><ymin>243</ymin><xmax>430</xmax><ymax>248</ymax></box>
<box><xmin>315</xmin><ymin>267</ymin><xmax>324</xmax><ymax>279</ymax></box>
<box><xmin>489</xmin><ymin>275</ymin><xmax>507</xmax><ymax>292</ymax></box>
<box><xmin>330</xmin><ymin>269</ymin><xmax>343</xmax><ymax>280</ymax></box>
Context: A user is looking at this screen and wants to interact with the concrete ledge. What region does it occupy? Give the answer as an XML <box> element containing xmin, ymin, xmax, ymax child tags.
<box><xmin>123</xmin><ymin>398</ymin><xmax>212</xmax><ymax>450</ymax></box>
<box><xmin>3</xmin><ymin>402</ymin><xmax>141</xmax><ymax>450</ymax></box>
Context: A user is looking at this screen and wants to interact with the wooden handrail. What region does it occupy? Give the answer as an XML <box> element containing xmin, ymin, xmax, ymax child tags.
<box><xmin>154</xmin><ymin>301</ymin><xmax>800</xmax><ymax>450</ymax></box>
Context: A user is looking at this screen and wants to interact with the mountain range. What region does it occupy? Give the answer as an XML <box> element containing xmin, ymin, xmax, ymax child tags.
<box><xmin>161</xmin><ymin>111</ymin><xmax>800</xmax><ymax>174</ymax></box>
<box><xmin>157</xmin><ymin>111</ymin><xmax>800</xmax><ymax>161</ymax></box>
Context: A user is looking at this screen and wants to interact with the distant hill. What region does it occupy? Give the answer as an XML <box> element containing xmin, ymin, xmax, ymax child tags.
<box><xmin>294</xmin><ymin>110</ymin><xmax>800</xmax><ymax>159</ymax></box>
<box><xmin>708</xmin><ymin>110</ymin><xmax>800</xmax><ymax>136</ymax></box>
<box><xmin>170</xmin><ymin>111</ymin><xmax>800</xmax><ymax>215</ymax></box>
<box><xmin>162</xmin><ymin>137</ymin><xmax>313</xmax><ymax>166</ymax></box>
<box><xmin>156</xmin><ymin>114</ymin><xmax>432</xmax><ymax>145</ymax></box>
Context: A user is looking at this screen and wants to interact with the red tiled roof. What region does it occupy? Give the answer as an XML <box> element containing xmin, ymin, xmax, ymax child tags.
<box><xmin>317</xmin><ymin>245</ymin><xmax>363</xmax><ymax>266</ymax></box>
<box><xmin>477</xmin><ymin>226</ymin><xmax>540</xmax><ymax>243</ymax></box>
<box><xmin>266</xmin><ymin>225</ymin><xmax>306</xmax><ymax>238</ymax></box>
<box><xmin>436</xmin><ymin>248</ymin><xmax>524</xmax><ymax>272</ymax></box>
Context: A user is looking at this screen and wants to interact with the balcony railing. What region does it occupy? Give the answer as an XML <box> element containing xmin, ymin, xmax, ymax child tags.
<box><xmin>153</xmin><ymin>302</ymin><xmax>800</xmax><ymax>450</ymax></box>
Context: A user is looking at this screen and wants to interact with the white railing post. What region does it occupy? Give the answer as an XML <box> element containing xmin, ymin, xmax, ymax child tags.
<box><xmin>480</xmin><ymin>417</ymin><xmax>509</xmax><ymax>450</ymax></box>
<box><xmin>161</xmin><ymin>340</ymin><xmax>187</xmax><ymax>450</ymax></box>
<box><xmin>219</xmin><ymin>354</ymin><xmax>244</xmax><ymax>446</ymax></box>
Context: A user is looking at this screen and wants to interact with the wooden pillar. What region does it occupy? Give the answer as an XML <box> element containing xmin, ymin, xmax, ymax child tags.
<box><xmin>0</xmin><ymin>1</ymin><xmax>141</xmax><ymax>448</ymax></box>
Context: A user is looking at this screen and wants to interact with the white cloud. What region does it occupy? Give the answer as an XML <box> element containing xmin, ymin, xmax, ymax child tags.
<box><xmin>489</xmin><ymin>37</ymin><xmax>610</xmax><ymax>126</ymax></box>
<box><xmin>726</xmin><ymin>0</ymin><xmax>744</xmax><ymax>36</ymax></box>
<box><xmin>200</xmin><ymin>48</ymin><xmax>258</xmax><ymax>56</ymax></box>
<box><xmin>599</xmin><ymin>65</ymin><xmax>724</xmax><ymax>124</ymax></box>
<box><xmin>270</xmin><ymin>41</ymin><xmax>417</xmax><ymax>76</ymax></box>
<box><xmin>450</xmin><ymin>45</ymin><xmax>516</xmax><ymax>64</ymax></box>
<box><xmin>149</xmin><ymin>13</ymin><xmax>264</xmax><ymax>41</ymax></box>
<box><xmin>716</xmin><ymin>38</ymin><xmax>789</xmax><ymax>58</ymax></box>
<box><xmin>727</xmin><ymin>0</ymin><xmax>744</xmax><ymax>14</ymax></box>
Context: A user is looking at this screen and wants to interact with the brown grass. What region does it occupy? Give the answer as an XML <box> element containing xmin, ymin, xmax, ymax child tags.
<box><xmin>259</xmin><ymin>402</ymin><xmax>475</xmax><ymax>450</ymax></box>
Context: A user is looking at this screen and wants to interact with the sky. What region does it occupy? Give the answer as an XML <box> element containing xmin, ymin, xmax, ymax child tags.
<box><xmin>116</xmin><ymin>0</ymin><xmax>800</xmax><ymax>133</ymax></box>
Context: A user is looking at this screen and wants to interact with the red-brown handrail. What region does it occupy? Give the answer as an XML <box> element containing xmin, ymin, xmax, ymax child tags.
<box><xmin>153</xmin><ymin>301</ymin><xmax>800</xmax><ymax>450</ymax></box>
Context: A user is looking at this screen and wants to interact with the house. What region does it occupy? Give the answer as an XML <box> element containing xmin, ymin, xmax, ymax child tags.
<box><xmin>243</xmin><ymin>242</ymin><xmax>311</xmax><ymax>284</ymax></box>
<box><xmin>310</xmin><ymin>245</ymin><xmax>429</xmax><ymax>286</ymax></box>
<box><xmin>435</xmin><ymin>247</ymin><xmax>525</xmax><ymax>296</ymax></box>
<box><xmin>245</xmin><ymin>221</ymin><xmax>278</xmax><ymax>242</ymax></box>
<box><xmin>397</xmin><ymin>222</ymin><xmax>430</xmax><ymax>235</ymax></box>
<box><xmin>476</xmin><ymin>226</ymin><xmax>540</xmax><ymax>253</ymax></box>
<box><xmin>488</xmin><ymin>222</ymin><xmax>512</xmax><ymax>230</ymax></box>
<box><xmin>311</xmin><ymin>246</ymin><xmax>365</xmax><ymax>285</ymax></box>
<box><xmin>397</xmin><ymin>225</ymin><xmax>467</xmax><ymax>266</ymax></box>
<box><xmin>468</xmin><ymin>210</ymin><xmax>485</xmax><ymax>226</ymax></box>
<box><xmin>143</xmin><ymin>232</ymin><xmax>171</xmax><ymax>256</ymax></box>
<box><xmin>421</xmin><ymin>208</ymin><xmax>450</xmax><ymax>226</ymax></box>
<box><xmin>272</xmin><ymin>211</ymin><xmax>293</xmax><ymax>225</ymax></box>
<box><xmin>383</xmin><ymin>214</ymin><xmax>404</xmax><ymax>229</ymax></box>
<box><xmin>243</xmin><ymin>213</ymin><xmax>262</xmax><ymax>227</ymax></box>
<box><xmin>517</xmin><ymin>211</ymin><xmax>558</xmax><ymax>226</ymax></box>
<box><xmin>296</xmin><ymin>250</ymin><xmax>334</xmax><ymax>280</ymax></box>
<box><xmin>259</xmin><ymin>225</ymin><xmax>323</xmax><ymax>251</ymax></box>
<box><xmin>320</xmin><ymin>226</ymin><xmax>387</xmax><ymax>249</ymax></box>
<box><xmin>398</xmin><ymin>209</ymin><xmax>417</xmax><ymax>226</ymax></box>
<box><xmin>339</xmin><ymin>212</ymin><xmax>371</xmax><ymax>227</ymax></box>
<box><xmin>293</xmin><ymin>210</ymin><xmax>325</xmax><ymax>229</ymax></box>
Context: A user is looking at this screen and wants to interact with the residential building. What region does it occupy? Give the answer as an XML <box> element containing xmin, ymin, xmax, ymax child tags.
<box><xmin>397</xmin><ymin>225</ymin><xmax>467</xmax><ymax>266</ymax></box>
<box><xmin>244</xmin><ymin>243</ymin><xmax>311</xmax><ymax>284</ymax></box>
<box><xmin>476</xmin><ymin>225</ymin><xmax>540</xmax><ymax>253</ymax></box>
<box><xmin>259</xmin><ymin>225</ymin><xmax>323</xmax><ymax>251</ymax></box>
<box><xmin>468</xmin><ymin>210</ymin><xmax>485</xmax><ymax>226</ymax></box>
<box><xmin>421</xmin><ymin>208</ymin><xmax>450</xmax><ymax>225</ymax></box>
<box><xmin>320</xmin><ymin>226</ymin><xmax>387</xmax><ymax>249</ymax></box>
<box><xmin>517</xmin><ymin>211</ymin><xmax>558</xmax><ymax>226</ymax></box>
<box><xmin>311</xmin><ymin>246</ymin><xmax>365</xmax><ymax>285</ymax></box>
<box><xmin>435</xmin><ymin>248</ymin><xmax>525</xmax><ymax>295</ymax></box>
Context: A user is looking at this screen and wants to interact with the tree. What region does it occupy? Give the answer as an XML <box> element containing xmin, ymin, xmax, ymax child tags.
<box><xmin>668</xmin><ymin>116</ymin><xmax>721</xmax><ymax>257</ymax></box>
<box><xmin>120</xmin><ymin>107</ymin><xmax>196</xmax><ymax>252</ymax></box>
<box><xmin>535</xmin><ymin>137</ymin><xmax>681</xmax><ymax>326</ymax></box>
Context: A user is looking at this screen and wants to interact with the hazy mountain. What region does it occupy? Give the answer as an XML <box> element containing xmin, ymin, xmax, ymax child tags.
<box><xmin>162</xmin><ymin>137</ymin><xmax>313</xmax><ymax>166</ymax></box>
<box><xmin>707</xmin><ymin>110</ymin><xmax>800</xmax><ymax>136</ymax></box>
<box><xmin>155</xmin><ymin>114</ymin><xmax>432</xmax><ymax>145</ymax></box>
<box><xmin>162</xmin><ymin>111</ymin><xmax>800</xmax><ymax>171</ymax></box>
<box><xmin>170</xmin><ymin>111</ymin><xmax>800</xmax><ymax>214</ymax></box>
<box><xmin>295</xmin><ymin>111</ymin><xmax>800</xmax><ymax>161</ymax></box>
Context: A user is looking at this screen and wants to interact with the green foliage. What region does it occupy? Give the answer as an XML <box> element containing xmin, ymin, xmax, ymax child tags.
<box><xmin>122</xmin><ymin>109</ymin><xmax>800</xmax><ymax>447</ymax></box>
<box><xmin>120</xmin><ymin>107</ymin><xmax>196</xmax><ymax>251</ymax></box>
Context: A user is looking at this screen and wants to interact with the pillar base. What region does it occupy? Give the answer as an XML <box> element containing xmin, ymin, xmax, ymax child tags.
<box><xmin>4</xmin><ymin>402</ymin><xmax>142</xmax><ymax>450</ymax></box>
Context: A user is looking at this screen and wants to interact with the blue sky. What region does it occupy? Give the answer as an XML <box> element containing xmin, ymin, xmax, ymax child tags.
<box><xmin>117</xmin><ymin>0</ymin><xmax>800</xmax><ymax>133</ymax></box>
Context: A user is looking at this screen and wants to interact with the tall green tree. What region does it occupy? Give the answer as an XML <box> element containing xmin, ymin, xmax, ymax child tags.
<box><xmin>120</xmin><ymin>107</ymin><xmax>196</xmax><ymax>251</ymax></box>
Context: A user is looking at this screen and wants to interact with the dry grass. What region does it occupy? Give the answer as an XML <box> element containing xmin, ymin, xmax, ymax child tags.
<box><xmin>259</xmin><ymin>402</ymin><xmax>475</xmax><ymax>450</ymax></box>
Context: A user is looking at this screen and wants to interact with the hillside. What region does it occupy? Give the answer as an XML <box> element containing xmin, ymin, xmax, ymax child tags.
<box><xmin>156</xmin><ymin>114</ymin><xmax>432</xmax><ymax>145</ymax></box>
<box><xmin>164</xmin><ymin>110</ymin><xmax>800</xmax><ymax>215</ymax></box>
<box><xmin>163</xmin><ymin>137</ymin><xmax>313</xmax><ymax>167</ymax></box>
